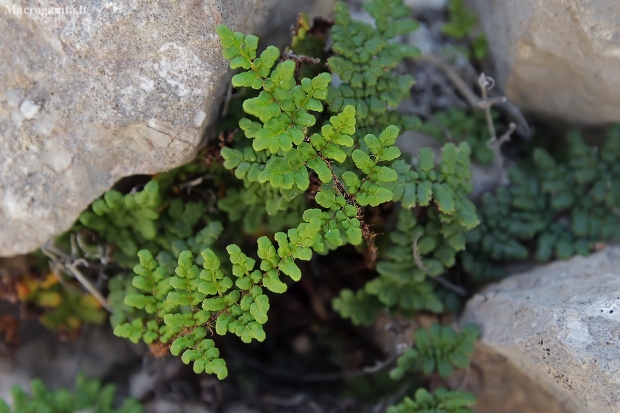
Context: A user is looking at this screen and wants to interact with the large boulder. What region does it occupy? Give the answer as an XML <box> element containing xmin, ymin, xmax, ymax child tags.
<box><xmin>461</xmin><ymin>247</ymin><xmax>620</xmax><ymax>413</ymax></box>
<box><xmin>0</xmin><ymin>0</ymin><xmax>333</xmax><ymax>257</ymax></box>
<box><xmin>467</xmin><ymin>0</ymin><xmax>620</xmax><ymax>125</ymax></box>
<box><xmin>446</xmin><ymin>342</ymin><xmax>576</xmax><ymax>413</ymax></box>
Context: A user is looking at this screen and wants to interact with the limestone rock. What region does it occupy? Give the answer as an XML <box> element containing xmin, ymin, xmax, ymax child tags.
<box><xmin>1</xmin><ymin>321</ymin><xmax>140</xmax><ymax>393</ymax></box>
<box><xmin>0</xmin><ymin>0</ymin><xmax>333</xmax><ymax>257</ymax></box>
<box><xmin>461</xmin><ymin>247</ymin><xmax>620</xmax><ymax>413</ymax></box>
<box><xmin>404</xmin><ymin>0</ymin><xmax>448</xmax><ymax>11</ymax></box>
<box><xmin>447</xmin><ymin>342</ymin><xmax>576</xmax><ymax>413</ymax></box>
<box><xmin>467</xmin><ymin>0</ymin><xmax>620</xmax><ymax>125</ymax></box>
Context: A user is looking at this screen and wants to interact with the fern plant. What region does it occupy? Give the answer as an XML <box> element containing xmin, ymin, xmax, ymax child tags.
<box><xmin>110</xmin><ymin>2</ymin><xmax>478</xmax><ymax>385</ymax></box>
<box><xmin>215</xmin><ymin>0</ymin><xmax>423</xmax><ymax>232</ymax></box>
<box><xmin>0</xmin><ymin>375</ymin><xmax>141</xmax><ymax>413</ymax></box>
<box><xmin>463</xmin><ymin>127</ymin><xmax>620</xmax><ymax>280</ymax></box>
<box><xmin>387</xmin><ymin>388</ymin><xmax>476</xmax><ymax>413</ymax></box>
<box><xmin>418</xmin><ymin>108</ymin><xmax>497</xmax><ymax>165</ymax></box>
<box><xmin>334</xmin><ymin>143</ymin><xmax>479</xmax><ymax>323</ymax></box>
<box><xmin>77</xmin><ymin>178</ymin><xmax>212</xmax><ymax>268</ymax></box>
<box><xmin>40</xmin><ymin>2</ymin><xmax>483</xmax><ymax>411</ymax></box>
<box><xmin>327</xmin><ymin>1</ymin><xmax>421</xmax><ymax>139</ymax></box>
<box><xmin>106</xmin><ymin>219</ymin><xmax>224</xmax><ymax>329</ymax></box>
<box><xmin>77</xmin><ymin>180</ymin><xmax>162</xmax><ymax>263</ymax></box>
<box><xmin>442</xmin><ymin>0</ymin><xmax>488</xmax><ymax>60</ymax></box>
<box><xmin>28</xmin><ymin>1</ymin><xmax>620</xmax><ymax>411</ymax></box>
<box><xmin>389</xmin><ymin>324</ymin><xmax>478</xmax><ymax>380</ymax></box>
<box><xmin>114</xmin><ymin>19</ymin><xmax>407</xmax><ymax>375</ymax></box>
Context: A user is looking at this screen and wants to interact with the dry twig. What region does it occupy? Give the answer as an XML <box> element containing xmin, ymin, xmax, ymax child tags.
<box><xmin>41</xmin><ymin>243</ymin><xmax>112</xmax><ymax>312</ymax></box>
<box><xmin>477</xmin><ymin>73</ymin><xmax>517</xmax><ymax>183</ymax></box>
<box><xmin>412</xmin><ymin>233</ymin><xmax>430</xmax><ymax>274</ymax></box>
<box><xmin>64</xmin><ymin>260</ymin><xmax>112</xmax><ymax>312</ymax></box>
<box><xmin>415</xmin><ymin>55</ymin><xmax>531</xmax><ymax>139</ymax></box>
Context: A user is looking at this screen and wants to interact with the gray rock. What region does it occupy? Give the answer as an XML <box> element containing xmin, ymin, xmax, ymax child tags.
<box><xmin>0</xmin><ymin>362</ymin><xmax>29</xmax><ymax>404</ymax></box>
<box><xmin>467</xmin><ymin>0</ymin><xmax>620</xmax><ymax>125</ymax></box>
<box><xmin>129</xmin><ymin>357</ymin><xmax>182</xmax><ymax>399</ymax></box>
<box><xmin>404</xmin><ymin>0</ymin><xmax>448</xmax><ymax>11</ymax></box>
<box><xmin>461</xmin><ymin>247</ymin><xmax>620</xmax><ymax>413</ymax></box>
<box><xmin>406</xmin><ymin>22</ymin><xmax>434</xmax><ymax>56</ymax></box>
<box><xmin>0</xmin><ymin>0</ymin><xmax>334</xmax><ymax>257</ymax></box>
<box><xmin>446</xmin><ymin>342</ymin><xmax>577</xmax><ymax>413</ymax></box>
<box><xmin>224</xmin><ymin>403</ymin><xmax>262</xmax><ymax>413</ymax></box>
<box><xmin>0</xmin><ymin>322</ymin><xmax>141</xmax><ymax>403</ymax></box>
<box><xmin>147</xmin><ymin>399</ymin><xmax>215</xmax><ymax>413</ymax></box>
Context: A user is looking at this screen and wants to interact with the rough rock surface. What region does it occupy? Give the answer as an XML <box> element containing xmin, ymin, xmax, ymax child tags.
<box><xmin>0</xmin><ymin>321</ymin><xmax>140</xmax><ymax>401</ymax></box>
<box><xmin>461</xmin><ymin>247</ymin><xmax>620</xmax><ymax>413</ymax></box>
<box><xmin>0</xmin><ymin>0</ymin><xmax>333</xmax><ymax>257</ymax></box>
<box><xmin>467</xmin><ymin>0</ymin><xmax>620</xmax><ymax>125</ymax></box>
<box><xmin>404</xmin><ymin>0</ymin><xmax>447</xmax><ymax>11</ymax></box>
<box><xmin>447</xmin><ymin>342</ymin><xmax>575</xmax><ymax>413</ymax></box>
